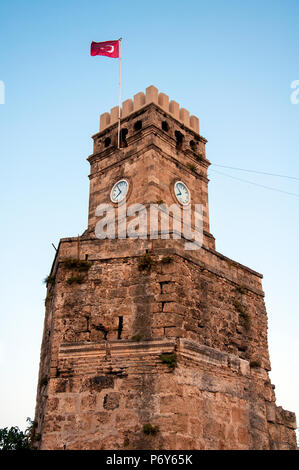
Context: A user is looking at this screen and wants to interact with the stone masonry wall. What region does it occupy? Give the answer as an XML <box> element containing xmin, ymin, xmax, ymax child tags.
<box><xmin>34</xmin><ymin>238</ymin><xmax>297</xmax><ymax>449</ymax></box>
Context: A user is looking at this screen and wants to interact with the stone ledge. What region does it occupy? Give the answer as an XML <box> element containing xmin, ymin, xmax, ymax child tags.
<box><xmin>59</xmin><ymin>338</ymin><xmax>176</xmax><ymax>359</ymax></box>
<box><xmin>266</xmin><ymin>403</ymin><xmax>297</xmax><ymax>430</ymax></box>
<box><xmin>58</xmin><ymin>337</ymin><xmax>254</xmax><ymax>379</ymax></box>
<box><xmin>179</xmin><ymin>338</ymin><xmax>228</xmax><ymax>367</ymax></box>
<box><xmin>178</xmin><ymin>338</ymin><xmax>252</xmax><ymax>377</ymax></box>
<box><xmin>87</xmin><ymin>138</ymin><xmax>210</xmax><ymax>185</ymax></box>
<box><xmin>275</xmin><ymin>406</ymin><xmax>297</xmax><ymax>430</ymax></box>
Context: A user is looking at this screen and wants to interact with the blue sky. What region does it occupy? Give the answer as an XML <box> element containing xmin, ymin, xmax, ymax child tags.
<box><xmin>0</xmin><ymin>0</ymin><xmax>298</xmax><ymax>434</ymax></box>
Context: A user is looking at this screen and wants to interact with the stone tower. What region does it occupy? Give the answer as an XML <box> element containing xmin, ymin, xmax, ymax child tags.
<box><xmin>34</xmin><ymin>86</ymin><xmax>297</xmax><ymax>450</ymax></box>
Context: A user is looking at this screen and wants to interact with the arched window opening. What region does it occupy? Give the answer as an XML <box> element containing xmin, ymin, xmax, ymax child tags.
<box><xmin>104</xmin><ymin>137</ymin><xmax>111</xmax><ymax>148</ymax></box>
<box><xmin>120</xmin><ymin>128</ymin><xmax>128</xmax><ymax>147</ymax></box>
<box><xmin>162</xmin><ymin>121</ymin><xmax>169</xmax><ymax>132</ymax></box>
<box><xmin>134</xmin><ymin>120</ymin><xmax>142</xmax><ymax>131</ymax></box>
<box><xmin>175</xmin><ymin>130</ymin><xmax>184</xmax><ymax>149</ymax></box>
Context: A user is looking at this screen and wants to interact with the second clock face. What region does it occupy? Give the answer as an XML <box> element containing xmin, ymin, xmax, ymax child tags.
<box><xmin>110</xmin><ymin>179</ymin><xmax>129</xmax><ymax>203</ymax></box>
<box><xmin>174</xmin><ymin>181</ymin><xmax>190</xmax><ymax>205</ymax></box>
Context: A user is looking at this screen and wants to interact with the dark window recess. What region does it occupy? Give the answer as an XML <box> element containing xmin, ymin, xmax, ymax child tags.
<box><xmin>159</xmin><ymin>280</ymin><xmax>170</xmax><ymax>294</ymax></box>
<box><xmin>104</xmin><ymin>137</ymin><xmax>111</xmax><ymax>148</ymax></box>
<box><xmin>85</xmin><ymin>254</ymin><xmax>88</xmax><ymax>260</ymax></box>
<box><xmin>95</xmin><ymin>323</ymin><xmax>108</xmax><ymax>340</ymax></box>
<box><xmin>118</xmin><ymin>316</ymin><xmax>123</xmax><ymax>339</ymax></box>
<box><xmin>175</xmin><ymin>130</ymin><xmax>184</xmax><ymax>149</ymax></box>
<box><xmin>134</xmin><ymin>120</ymin><xmax>142</xmax><ymax>131</ymax></box>
<box><xmin>190</xmin><ymin>140</ymin><xmax>197</xmax><ymax>151</ymax></box>
<box><xmin>162</xmin><ymin>121</ymin><xmax>169</xmax><ymax>132</ymax></box>
<box><xmin>120</xmin><ymin>128</ymin><xmax>128</xmax><ymax>147</ymax></box>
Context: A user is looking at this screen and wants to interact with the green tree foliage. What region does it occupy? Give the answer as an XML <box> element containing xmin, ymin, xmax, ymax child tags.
<box><xmin>0</xmin><ymin>418</ymin><xmax>37</xmax><ymax>450</ymax></box>
<box><xmin>0</xmin><ymin>426</ymin><xmax>29</xmax><ymax>450</ymax></box>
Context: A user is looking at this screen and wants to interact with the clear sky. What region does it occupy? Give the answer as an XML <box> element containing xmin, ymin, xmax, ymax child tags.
<box><xmin>0</xmin><ymin>0</ymin><xmax>298</xmax><ymax>435</ymax></box>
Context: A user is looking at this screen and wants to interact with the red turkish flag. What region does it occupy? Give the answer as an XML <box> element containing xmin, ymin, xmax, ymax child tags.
<box><xmin>90</xmin><ymin>40</ymin><xmax>119</xmax><ymax>58</ymax></box>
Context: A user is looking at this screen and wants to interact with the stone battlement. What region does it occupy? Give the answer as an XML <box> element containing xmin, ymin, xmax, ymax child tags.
<box><xmin>99</xmin><ymin>85</ymin><xmax>200</xmax><ymax>134</ymax></box>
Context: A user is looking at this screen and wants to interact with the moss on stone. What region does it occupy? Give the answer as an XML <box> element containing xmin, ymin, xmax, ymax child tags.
<box><xmin>62</xmin><ymin>258</ymin><xmax>92</xmax><ymax>271</ymax></box>
<box><xmin>160</xmin><ymin>352</ymin><xmax>177</xmax><ymax>370</ymax></box>
<box><xmin>143</xmin><ymin>423</ymin><xmax>159</xmax><ymax>436</ymax></box>
<box><xmin>160</xmin><ymin>256</ymin><xmax>173</xmax><ymax>264</ymax></box>
<box><xmin>66</xmin><ymin>274</ymin><xmax>84</xmax><ymax>285</ymax></box>
<box><xmin>138</xmin><ymin>253</ymin><xmax>156</xmax><ymax>272</ymax></box>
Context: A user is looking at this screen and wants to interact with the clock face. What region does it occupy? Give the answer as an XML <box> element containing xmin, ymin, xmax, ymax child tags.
<box><xmin>174</xmin><ymin>181</ymin><xmax>190</xmax><ymax>205</ymax></box>
<box><xmin>110</xmin><ymin>179</ymin><xmax>129</xmax><ymax>203</ymax></box>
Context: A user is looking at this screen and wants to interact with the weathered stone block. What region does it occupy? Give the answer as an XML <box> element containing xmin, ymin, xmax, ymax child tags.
<box><xmin>190</xmin><ymin>115</ymin><xmax>200</xmax><ymax>133</ymax></box>
<box><xmin>103</xmin><ymin>392</ymin><xmax>120</xmax><ymax>410</ymax></box>
<box><xmin>179</xmin><ymin>108</ymin><xmax>190</xmax><ymax>126</ymax></box>
<box><xmin>100</xmin><ymin>112</ymin><xmax>110</xmax><ymax>130</ymax></box>
<box><xmin>169</xmin><ymin>100</ymin><xmax>179</xmax><ymax>119</ymax></box>
<box><xmin>134</xmin><ymin>92</ymin><xmax>145</xmax><ymax>110</ymax></box>
<box><xmin>145</xmin><ymin>85</ymin><xmax>158</xmax><ymax>104</ymax></box>
<box><xmin>122</xmin><ymin>99</ymin><xmax>133</xmax><ymax>117</ymax></box>
<box><xmin>158</xmin><ymin>92</ymin><xmax>169</xmax><ymax>111</ymax></box>
<box><xmin>80</xmin><ymin>394</ymin><xmax>97</xmax><ymax>411</ymax></box>
<box><xmin>110</xmin><ymin>106</ymin><xmax>119</xmax><ymax>124</ymax></box>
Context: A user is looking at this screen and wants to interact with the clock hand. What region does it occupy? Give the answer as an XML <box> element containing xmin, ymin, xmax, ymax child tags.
<box><xmin>116</xmin><ymin>185</ymin><xmax>121</xmax><ymax>197</ymax></box>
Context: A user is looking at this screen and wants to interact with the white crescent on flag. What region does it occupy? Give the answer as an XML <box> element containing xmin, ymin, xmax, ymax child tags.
<box><xmin>99</xmin><ymin>45</ymin><xmax>114</xmax><ymax>53</ymax></box>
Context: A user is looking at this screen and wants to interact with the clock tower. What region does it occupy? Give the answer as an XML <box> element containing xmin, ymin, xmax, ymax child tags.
<box><xmin>34</xmin><ymin>86</ymin><xmax>297</xmax><ymax>450</ymax></box>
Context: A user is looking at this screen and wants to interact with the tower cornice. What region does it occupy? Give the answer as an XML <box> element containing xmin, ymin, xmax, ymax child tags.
<box><xmin>87</xmin><ymin>139</ymin><xmax>210</xmax><ymax>185</ymax></box>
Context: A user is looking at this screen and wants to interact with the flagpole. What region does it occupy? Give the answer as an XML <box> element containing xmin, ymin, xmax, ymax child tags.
<box><xmin>118</xmin><ymin>38</ymin><xmax>122</xmax><ymax>149</ymax></box>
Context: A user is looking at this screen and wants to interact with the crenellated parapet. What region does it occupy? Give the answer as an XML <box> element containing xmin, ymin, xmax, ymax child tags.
<box><xmin>99</xmin><ymin>85</ymin><xmax>200</xmax><ymax>134</ymax></box>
